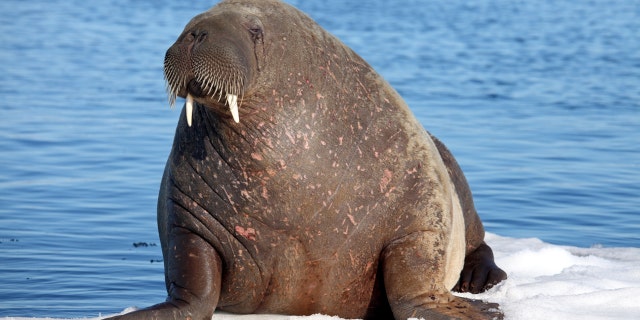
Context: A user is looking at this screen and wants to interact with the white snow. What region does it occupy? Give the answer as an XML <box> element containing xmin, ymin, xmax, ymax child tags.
<box><xmin>3</xmin><ymin>233</ymin><xmax>639</xmax><ymax>320</ymax></box>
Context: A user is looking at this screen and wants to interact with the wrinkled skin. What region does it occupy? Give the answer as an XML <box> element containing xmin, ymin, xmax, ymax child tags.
<box><xmin>106</xmin><ymin>1</ymin><xmax>506</xmax><ymax>319</ymax></box>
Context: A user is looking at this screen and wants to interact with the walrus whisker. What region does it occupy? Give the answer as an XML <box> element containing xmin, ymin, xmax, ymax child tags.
<box><xmin>165</xmin><ymin>71</ymin><xmax>189</xmax><ymax>110</ymax></box>
<box><xmin>168</xmin><ymin>93</ymin><xmax>176</xmax><ymax>108</ymax></box>
<box><xmin>205</xmin><ymin>79</ymin><xmax>215</xmax><ymax>96</ymax></box>
<box><xmin>217</xmin><ymin>85</ymin><xmax>225</xmax><ymax>102</ymax></box>
<box><xmin>166</xmin><ymin>80</ymin><xmax>179</xmax><ymax>108</ymax></box>
<box><xmin>163</xmin><ymin>77</ymin><xmax>174</xmax><ymax>107</ymax></box>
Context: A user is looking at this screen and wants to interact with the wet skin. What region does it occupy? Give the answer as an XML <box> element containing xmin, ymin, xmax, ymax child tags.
<box><xmin>106</xmin><ymin>1</ymin><xmax>507</xmax><ymax>319</ymax></box>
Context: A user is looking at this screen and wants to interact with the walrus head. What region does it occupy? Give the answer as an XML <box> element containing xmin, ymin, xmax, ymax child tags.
<box><xmin>164</xmin><ymin>6</ymin><xmax>265</xmax><ymax>125</ymax></box>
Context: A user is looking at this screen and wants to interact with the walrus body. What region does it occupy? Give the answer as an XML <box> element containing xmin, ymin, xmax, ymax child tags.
<box><xmin>109</xmin><ymin>0</ymin><xmax>506</xmax><ymax>319</ymax></box>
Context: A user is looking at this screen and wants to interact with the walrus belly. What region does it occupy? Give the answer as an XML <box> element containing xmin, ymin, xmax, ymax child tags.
<box><xmin>445</xmin><ymin>187</ymin><xmax>466</xmax><ymax>290</ymax></box>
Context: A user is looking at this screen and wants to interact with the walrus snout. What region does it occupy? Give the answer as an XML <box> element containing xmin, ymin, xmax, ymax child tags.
<box><xmin>164</xmin><ymin>12</ymin><xmax>263</xmax><ymax>125</ymax></box>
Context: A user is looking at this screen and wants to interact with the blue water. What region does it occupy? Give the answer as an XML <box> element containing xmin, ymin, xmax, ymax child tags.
<box><xmin>0</xmin><ymin>0</ymin><xmax>638</xmax><ymax>318</ymax></box>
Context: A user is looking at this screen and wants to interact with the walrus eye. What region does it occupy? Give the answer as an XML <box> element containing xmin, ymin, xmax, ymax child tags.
<box><xmin>245</xmin><ymin>17</ymin><xmax>265</xmax><ymax>72</ymax></box>
<box><xmin>249</xmin><ymin>26</ymin><xmax>263</xmax><ymax>41</ymax></box>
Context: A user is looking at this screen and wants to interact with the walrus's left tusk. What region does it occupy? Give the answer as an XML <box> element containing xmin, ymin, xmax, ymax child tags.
<box><xmin>227</xmin><ymin>94</ymin><xmax>239</xmax><ymax>123</ymax></box>
<box><xmin>186</xmin><ymin>93</ymin><xmax>194</xmax><ymax>127</ymax></box>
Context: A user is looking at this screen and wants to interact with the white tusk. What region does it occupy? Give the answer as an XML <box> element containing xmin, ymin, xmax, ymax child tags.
<box><xmin>186</xmin><ymin>93</ymin><xmax>194</xmax><ymax>127</ymax></box>
<box><xmin>227</xmin><ymin>94</ymin><xmax>239</xmax><ymax>123</ymax></box>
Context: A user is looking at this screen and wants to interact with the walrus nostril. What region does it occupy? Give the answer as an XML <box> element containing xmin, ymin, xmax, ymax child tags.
<box><xmin>190</xmin><ymin>30</ymin><xmax>208</xmax><ymax>43</ymax></box>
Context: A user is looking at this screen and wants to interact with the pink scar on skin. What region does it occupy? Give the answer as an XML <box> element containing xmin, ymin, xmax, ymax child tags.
<box><xmin>235</xmin><ymin>226</ymin><xmax>257</xmax><ymax>241</ymax></box>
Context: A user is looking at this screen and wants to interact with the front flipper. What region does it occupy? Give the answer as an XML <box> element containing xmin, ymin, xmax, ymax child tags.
<box><xmin>454</xmin><ymin>242</ymin><xmax>507</xmax><ymax>294</ymax></box>
<box><xmin>382</xmin><ymin>233</ymin><xmax>503</xmax><ymax>320</ymax></box>
<box><xmin>418</xmin><ymin>298</ymin><xmax>503</xmax><ymax>320</ymax></box>
<box><xmin>106</xmin><ymin>229</ymin><xmax>223</xmax><ymax>320</ymax></box>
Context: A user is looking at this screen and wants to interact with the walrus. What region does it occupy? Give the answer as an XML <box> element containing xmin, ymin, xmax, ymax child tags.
<box><xmin>107</xmin><ymin>0</ymin><xmax>507</xmax><ymax>319</ymax></box>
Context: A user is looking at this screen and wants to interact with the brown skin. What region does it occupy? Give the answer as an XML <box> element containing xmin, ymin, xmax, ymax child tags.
<box><xmin>431</xmin><ymin>135</ymin><xmax>507</xmax><ymax>294</ymax></box>
<box><xmin>106</xmin><ymin>1</ymin><xmax>506</xmax><ymax>319</ymax></box>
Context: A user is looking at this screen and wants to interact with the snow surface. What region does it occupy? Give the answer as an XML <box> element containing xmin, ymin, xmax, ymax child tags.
<box><xmin>3</xmin><ymin>233</ymin><xmax>639</xmax><ymax>320</ymax></box>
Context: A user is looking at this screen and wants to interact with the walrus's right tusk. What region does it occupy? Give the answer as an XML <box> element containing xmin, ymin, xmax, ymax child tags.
<box><xmin>186</xmin><ymin>93</ymin><xmax>194</xmax><ymax>127</ymax></box>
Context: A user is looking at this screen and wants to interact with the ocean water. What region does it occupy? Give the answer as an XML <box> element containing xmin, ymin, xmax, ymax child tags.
<box><xmin>0</xmin><ymin>0</ymin><xmax>638</xmax><ymax>318</ymax></box>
